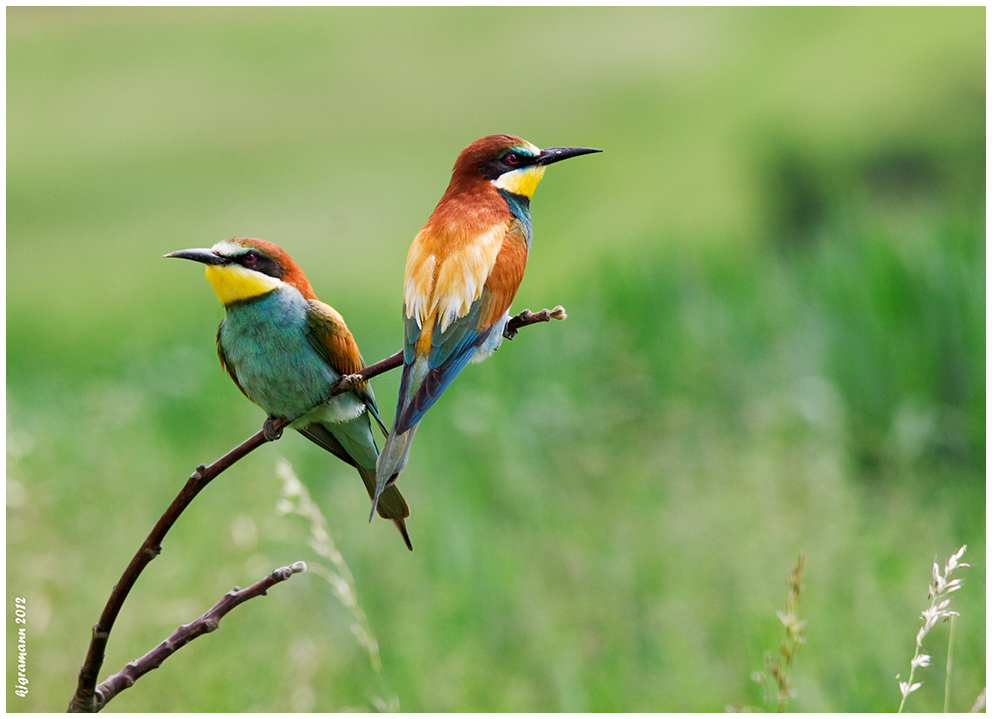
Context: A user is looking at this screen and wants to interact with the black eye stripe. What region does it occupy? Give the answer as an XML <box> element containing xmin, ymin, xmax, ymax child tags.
<box><xmin>235</xmin><ymin>252</ymin><xmax>283</xmax><ymax>279</ymax></box>
<box><xmin>481</xmin><ymin>149</ymin><xmax>536</xmax><ymax>181</ymax></box>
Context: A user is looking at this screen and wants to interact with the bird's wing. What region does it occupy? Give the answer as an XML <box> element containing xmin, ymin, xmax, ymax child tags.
<box><xmin>305</xmin><ymin>299</ymin><xmax>364</xmax><ymax>376</ymax></box>
<box><xmin>298</xmin><ymin>422</ymin><xmax>412</xmax><ymax>550</ymax></box>
<box><xmin>296</xmin><ymin>422</ymin><xmax>358</xmax><ymax>468</ymax></box>
<box><xmin>394</xmin><ymin>220</ymin><xmax>529</xmax><ymax>432</ymax></box>
<box><xmin>404</xmin><ymin>223</ymin><xmax>506</xmax><ymax>337</ymax></box>
<box><xmin>304</xmin><ymin>300</ymin><xmax>387</xmax><ymax>434</ymax></box>
<box><xmin>216</xmin><ymin>321</ymin><xmax>253</xmax><ymax>402</ymax></box>
<box><xmin>477</xmin><ymin>219</ymin><xmax>528</xmax><ymax>329</ymax></box>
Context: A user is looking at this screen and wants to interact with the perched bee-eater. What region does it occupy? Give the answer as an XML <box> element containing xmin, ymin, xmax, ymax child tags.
<box><xmin>166</xmin><ymin>238</ymin><xmax>413</xmax><ymax>550</ymax></box>
<box><xmin>374</xmin><ymin>134</ymin><xmax>601</xmax><ymax>512</ymax></box>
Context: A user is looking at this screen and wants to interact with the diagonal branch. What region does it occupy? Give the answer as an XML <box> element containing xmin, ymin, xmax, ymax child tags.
<box><xmin>88</xmin><ymin>562</ymin><xmax>307</xmax><ymax>712</ymax></box>
<box><xmin>67</xmin><ymin>425</ymin><xmax>290</xmax><ymax>712</ymax></box>
<box><xmin>330</xmin><ymin>305</ymin><xmax>567</xmax><ymax>395</ymax></box>
<box><xmin>68</xmin><ymin>303</ymin><xmax>565</xmax><ymax>712</ymax></box>
<box><xmin>331</xmin><ymin>350</ymin><xmax>404</xmax><ymax>396</ymax></box>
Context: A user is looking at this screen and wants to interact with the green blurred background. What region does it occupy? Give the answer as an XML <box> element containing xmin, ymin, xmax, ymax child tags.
<box><xmin>6</xmin><ymin>7</ymin><xmax>985</xmax><ymax>712</ymax></box>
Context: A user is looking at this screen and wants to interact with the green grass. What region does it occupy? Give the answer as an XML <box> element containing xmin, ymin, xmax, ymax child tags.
<box><xmin>6</xmin><ymin>7</ymin><xmax>984</xmax><ymax>712</ymax></box>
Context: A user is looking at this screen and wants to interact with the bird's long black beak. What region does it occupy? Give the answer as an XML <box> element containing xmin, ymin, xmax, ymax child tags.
<box><xmin>537</xmin><ymin>146</ymin><xmax>602</xmax><ymax>166</ymax></box>
<box><xmin>164</xmin><ymin>248</ymin><xmax>226</xmax><ymax>265</ymax></box>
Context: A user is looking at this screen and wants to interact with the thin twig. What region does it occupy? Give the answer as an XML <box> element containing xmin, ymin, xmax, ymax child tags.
<box><xmin>67</xmin><ymin>421</ymin><xmax>290</xmax><ymax>712</ymax></box>
<box><xmin>503</xmin><ymin>305</ymin><xmax>567</xmax><ymax>340</ymax></box>
<box><xmin>330</xmin><ymin>351</ymin><xmax>403</xmax><ymax>396</ymax></box>
<box><xmin>329</xmin><ymin>306</ymin><xmax>567</xmax><ymax>395</ymax></box>
<box><xmin>88</xmin><ymin>562</ymin><xmax>307</xmax><ymax>711</ymax></box>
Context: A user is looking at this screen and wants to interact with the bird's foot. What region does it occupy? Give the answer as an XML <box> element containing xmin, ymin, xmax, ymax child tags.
<box><xmin>263</xmin><ymin>417</ymin><xmax>285</xmax><ymax>442</ymax></box>
<box><xmin>333</xmin><ymin>373</ymin><xmax>360</xmax><ymax>395</ymax></box>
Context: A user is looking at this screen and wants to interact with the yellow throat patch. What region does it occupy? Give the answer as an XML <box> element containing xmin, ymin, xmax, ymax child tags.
<box><xmin>205</xmin><ymin>263</ymin><xmax>282</xmax><ymax>306</ymax></box>
<box><xmin>493</xmin><ymin>165</ymin><xmax>547</xmax><ymax>199</ymax></box>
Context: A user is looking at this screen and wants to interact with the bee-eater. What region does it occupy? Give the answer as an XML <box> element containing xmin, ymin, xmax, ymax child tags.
<box><xmin>373</xmin><ymin>134</ymin><xmax>601</xmax><ymax>512</ymax></box>
<box><xmin>166</xmin><ymin>238</ymin><xmax>413</xmax><ymax>550</ymax></box>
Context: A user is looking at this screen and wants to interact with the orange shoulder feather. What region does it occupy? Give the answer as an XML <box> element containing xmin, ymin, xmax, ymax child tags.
<box><xmin>306</xmin><ymin>300</ymin><xmax>365</xmax><ymax>379</ymax></box>
<box><xmin>479</xmin><ymin>223</ymin><xmax>528</xmax><ymax>329</ymax></box>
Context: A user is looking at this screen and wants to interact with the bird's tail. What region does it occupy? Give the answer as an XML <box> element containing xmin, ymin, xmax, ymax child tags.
<box><xmin>297</xmin><ymin>422</ymin><xmax>412</xmax><ymax>551</ymax></box>
<box><xmin>356</xmin><ymin>464</ymin><xmax>412</xmax><ymax>551</ymax></box>
<box><xmin>372</xmin><ymin>423</ymin><xmax>419</xmax><ymax>522</ymax></box>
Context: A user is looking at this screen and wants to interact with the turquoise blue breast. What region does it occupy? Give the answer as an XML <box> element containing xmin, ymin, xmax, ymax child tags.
<box><xmin>219</xmin><ymin>287</ymin><xmax>339</xmax><ymax>420</ymax></box>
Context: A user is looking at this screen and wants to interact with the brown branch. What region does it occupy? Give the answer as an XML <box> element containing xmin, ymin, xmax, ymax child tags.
<box><xmin>87</xmin><ymin>562</ymin><xmax>307</xmax><ymax>712</ymax></box>
<box><xmin>503</xmin><ymin>305</ymin><xmax>567</xmax><ymax>340</ymax></box>
<box><xmin>329</xmin><ymin>305</ymin><xmax>567</xmax><ymax>395</ymax></box>
<box><xmin>69</xmin><ymin>302</ymin><xmax>564</xmax><ymax>712</ymax></box>
<box><xmin>67</xmin><ymin>420</ymin><xmax>290</xmax><ymax>713</ymax></box>
<box><xmin>330</xmin><ymin>350</ymin><xmax>403</xmax><ymax>396</ymax></box>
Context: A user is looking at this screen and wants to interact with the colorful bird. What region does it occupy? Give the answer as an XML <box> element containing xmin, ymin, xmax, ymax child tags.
<box><xmin>373</xmin><ymin>134</ymin><xmax>601</xmax><ymax>513</ymax></box>
<box><xmin>166</xmin><ymin>238</ymin><xmax>413</xmax><ymax>550</ymax></box>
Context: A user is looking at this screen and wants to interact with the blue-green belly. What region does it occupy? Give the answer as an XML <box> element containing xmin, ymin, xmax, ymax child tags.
<box><xmin>218</xmin><ymin>289</ymin><xmax>358</xmax><ymax>422</ymax></box>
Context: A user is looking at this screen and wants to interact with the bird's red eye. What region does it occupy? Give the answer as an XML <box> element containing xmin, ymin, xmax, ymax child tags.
<box><xmin>243</xmin><ymin>252</ymin><xmax>257</xmax><ymax>264</ymax></box>
<box><xmin>505</xmin><ymin>152</ymin><xmax>519</xmax><ymax>165</ymax></box>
